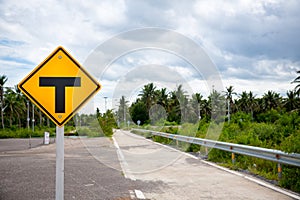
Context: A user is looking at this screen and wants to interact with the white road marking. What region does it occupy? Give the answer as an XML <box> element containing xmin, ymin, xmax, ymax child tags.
<box><xmin>135</xmin><ymin>190</ymin><xmax>146</xmax><ymax>199</ymax></box>
<box><xmin>84</xmin><ymin>183</ymin><xmax>94</xmax><ymax>187</ymax></box>
<box><xmin>112</xmin><ymin>134</ymin><xmax>136</xmax><ymax>181</ymax></box>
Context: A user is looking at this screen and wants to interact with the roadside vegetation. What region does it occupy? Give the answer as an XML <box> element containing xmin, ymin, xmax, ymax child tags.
<box><xmin>132</xmin><ymin>113</ymin><xmax>300</xmax><ymax>193</ymax></box>
<box><xmin>1</xmin><ymin>71</ymin><xmax>300</xmax><ymax>192</ymax></box>
<box><xmin>125</xmin><ymin>71</ymin><xmax>300</xmax><ymax>193</ymax></box>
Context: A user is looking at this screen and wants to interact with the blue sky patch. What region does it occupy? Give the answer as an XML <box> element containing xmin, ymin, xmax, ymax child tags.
<box><xmin>0</xmin><ymin>56</ymin><xmax>34</xmax><ymax>65</ymax></box>
<box><xmin>0</xmin><ymin>38</ymin><xmax>25</xmax><ymax>47</ymax></box>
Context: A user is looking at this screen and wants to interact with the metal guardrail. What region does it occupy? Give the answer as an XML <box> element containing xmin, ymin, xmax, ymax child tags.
<box><xmin>132</xmin><ymin>128</ymin><xmax>300</xmax><ymax>168</ymax></box>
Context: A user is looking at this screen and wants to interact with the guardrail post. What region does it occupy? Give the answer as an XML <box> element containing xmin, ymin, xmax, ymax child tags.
<box><xmin>277</xmin><ymin>163</ymin><xmax>282</xmax><ymax>179</ymax></box>
<box><xmin>231</xmin><ymin>152</ymin><xmax>235</xmax><ymax>165</ymax></box>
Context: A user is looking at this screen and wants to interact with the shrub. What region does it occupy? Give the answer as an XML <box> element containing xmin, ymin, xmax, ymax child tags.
<box><xmin>279</xmin><ymin>132</ymin><xmax>300</xmax><ymax>192</ymax></box>
<box><xmin>0</xmin><ymin>126</ymin><xmax>56</xmax><ymax>138</ymax></box>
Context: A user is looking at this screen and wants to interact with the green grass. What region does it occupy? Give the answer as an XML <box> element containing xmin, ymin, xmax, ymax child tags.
<box><xmin>0</xmin><ymin>126</ymin><xmax>56</xmax><ymax>138</ymax></box>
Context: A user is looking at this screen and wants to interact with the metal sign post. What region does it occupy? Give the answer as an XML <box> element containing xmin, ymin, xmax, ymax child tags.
<box><xmin>56</xmin><ymin>126</ymin><xmax>64</xmax><ymax>200</ymax></box>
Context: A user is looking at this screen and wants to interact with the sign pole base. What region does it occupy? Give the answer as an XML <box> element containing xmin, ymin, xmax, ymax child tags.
<box><xmin>56</xmin><ymin>126</ymin><xmax>64</xmax><ymax>200</ymax></box>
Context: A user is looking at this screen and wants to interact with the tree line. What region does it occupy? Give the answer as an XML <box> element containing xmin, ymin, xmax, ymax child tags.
<box><xmin>116</xmin><ymin>71</ymin><xmax>300</xmax><ymax>126</ymax></box>
<box><xmin>0</xmin><ymin>75</ymin><xmax>55</xmax><ymax>129</ymax></box>
<box><xmin>1</xmin><ymin>71</ymin><xmax>300</xmax><ymax>129</ymax></box>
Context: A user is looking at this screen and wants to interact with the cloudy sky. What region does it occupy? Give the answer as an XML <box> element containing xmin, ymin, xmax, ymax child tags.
<box><xmin>1</xmin><ymin>0</ymin><xmax>300</xmax><ymax>112</ymax></box>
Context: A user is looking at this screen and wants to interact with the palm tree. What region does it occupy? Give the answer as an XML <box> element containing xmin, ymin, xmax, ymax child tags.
<box><xmin>201</xmin><ymin>99</ymin><xmax>211</xmax><ymax>119</ymax></box>
<box><xmin>175</xmin><ymin>85</ymin><xmax>190</xmax><ymax>122</ymax></box>
<box><xmin>174</xmin><ymin>85</ymin><xmax>186</xmax><ymax>101</ymax></box>
<box><xmin>157</xmin><ymin>88</ymin><xmax>169</xmax><ymax>109</ymax></box>
<box><xmin>0</xmin><ymin>75</ymin><xmax>8</xmax><ymax>129</ymax></box>
<box><xmin>224</xmin><ymin>86</ymin><xmax>236</xmax><ymax>123</ymax></box>
<box><xmin>167</xmin><ymin>90</ymin><xmax>181</xmax><ymax>123</ymax></box>
<box><xmin>292</xmin><ymin>70</ymin><xmax>300</xmax><ymax>95</ymax></box>
<box><xmin>237</xmin><ymin>91</ymin><xmax>257</xmax><ymax>120</ymax></box>
<box><xmin>284</xmin><ymin>90</ymin><xmax>298</xmax><ymax>112</ymax></box>
<box><xmin>4</xmin><ymin>87</ymin><xmax>25</xmax><ymax>127</ymax></box>
<box><xmin>191</xmin><ymin>93</ymin><xmax>203</xmax><ymax>120</ymax></box>
<box><xmin>208</xmin><ymin>89</ymin><xmax>226</xmax><ymax>122</ymax></box>
<box><xmin>14</xmin><ymin>85</ymin><xmax>27</xmax><ymax>127</ymax></box>
<box><xmin>238</xmin><ymin>91</ymin><xmax>250</xmax><ymax>113</ymax></box>
<box><xmin>262</xmin><ymin>91</ymin><xmax>281</xmax><ymax>111</ymax></box>
<box><xmin>139</xmin><ymin>83</ymin><xmax>157</xmax><ymax>112</ymax></box>
<box><xmin>248</xmin><ymin>91</ymin><xmax>257</xmax><ymax>120</ymax></box>
<box><xmin>117</xmin><ymin>96</ymin><xmax>129</xmax><ymax>124</ymax></box>
<box><xmin>181</xmin><ymin>96</ymin><xmax>190</xmax><ymax>123</ymax></box>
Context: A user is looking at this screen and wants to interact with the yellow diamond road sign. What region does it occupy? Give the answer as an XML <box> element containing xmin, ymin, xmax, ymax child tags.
<box><xmin>18</xmin><ymin>46</ymin><xmax>101</xmax><ymax>127</ymax></box>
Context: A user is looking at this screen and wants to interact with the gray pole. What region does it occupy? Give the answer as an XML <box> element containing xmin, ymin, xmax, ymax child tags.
<box><xmin>79</xmin><ymin>115</ymin><xmax>81</xmax><ymax>127</ymax></box>
<box><xmin>56</xmin><ymin>126</ymin><xmax>64</xmax><ymax>200</ymax></box>
<box><xmin>199</xmin><ymin>103</ymin><xmax>201</xmax><ymax>120</ymax></box>
<box><xmin>123</xmin><ymin>104</ymin><xmax>126</xmax><ymax>125</ymax></box>
<box><xmin>27</xmin><ymin>101</ymin><xmax>31</xmax><ymax>148</ymax></box>
<box><xmin>32</xmin><ymin>104</ymin><xmax>35</xmax><ymax>132</ymax></box>
<box><xmin>0</xmin><ymin>84</ymin><xmax>4</xmax><ymax>129</ymax></box>
<box><xmin>27</xmin><ymin>101</ymin><xmax>30</xmax><ymax>130</ymax></box>
<box><xmin>227</xmin><ymin>99</ymin><xmax>230</xmax><ymax>123</ymax></box>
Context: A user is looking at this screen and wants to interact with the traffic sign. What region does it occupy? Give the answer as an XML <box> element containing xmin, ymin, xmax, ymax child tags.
<box><xmin>18</xmin><ymin>46</ymin><xmax>101</xmax><ymax>127</ymax></box>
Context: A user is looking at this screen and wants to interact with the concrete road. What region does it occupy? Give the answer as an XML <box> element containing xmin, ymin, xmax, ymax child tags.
<box><xmin>1</xmin><ymin>133</ymin><xmax>299</xmax><ymax>200</ymax></box>
<box><xmin>0</xmin><ymin>137</ymin><xmax>160</xmax><ymax>200</ymax></box>
<box><xmin>113</xmin><ymin>130</ymin><xmax>299</xmax><ymax>200</ymax></box>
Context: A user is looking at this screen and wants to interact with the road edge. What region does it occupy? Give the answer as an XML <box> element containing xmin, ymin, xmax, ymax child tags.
<box><xmin>112</xmin><ymin>134</ymin><xmax>136</xmax><ymax>181</ymax></box>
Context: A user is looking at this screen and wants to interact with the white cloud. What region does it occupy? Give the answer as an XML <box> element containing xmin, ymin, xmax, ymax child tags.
<box><xmin>0</xmin><ymin>0</ymin><xmax>126</xmax><ymax>66</ymax></box>
<box><xmin>77</xmin><ymin>0</ymin><xmax>127</xmax><ymax>26</ymax></box>
<box><xmin>0</xmin><ymin>0</ymin><xmax>299</xmax><ymax>114</ymax></box>
<box><xmin>253</xmin><ymin>59</ymin><xmax>298</xmax><ymax>80</ymax></box>
<box><xmin>222</xmin><ymin>78</ymin><xmax>294</xmax><ymax>98</ymax></box>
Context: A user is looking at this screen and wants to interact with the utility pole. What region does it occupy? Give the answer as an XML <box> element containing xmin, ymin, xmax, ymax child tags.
<box><xmin>27</xmin><ymin>101</ymin><xmax>31</xmax><ymax>148</ymax></box>
<box><xmin>123</xmin><ymin>103</ymin><xmax>126</xmax><ymax>126</ymax></box>
<box><xmin>227</xmin><ymin>99</ymin><xmax>230</xmax><ymax>123</ymax></box>
<box><xmin>32</xmin><ymin>103</ymin><xmax>35</xmax><ymax>132</ymax></box>
<box><xmin>27</xmin><ymin>101</ymin><xmax>30</xmax><ymax>130</ymax></box>
<box><xmin>0</xmin><ymin>101</ymin><xmax>3</xmax><ymax>129</ymax></box>
<box><xmin>0</xmin><ymin>83</ymin><xmax>4</xmax><ymax>130</ymax></box>
<box><xmin>199</xmin><ymin>103</ymin><xmax>201</xmax><ymax>120</ymax></box>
